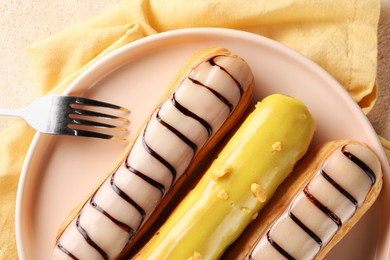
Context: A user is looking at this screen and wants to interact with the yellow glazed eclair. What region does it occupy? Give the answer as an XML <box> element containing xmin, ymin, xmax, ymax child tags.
<box><xmin>226</xmin><ymin>140</ymin><xmax>383</xmax><ymax>260</ymax></box>
<box><xmin>52</xmin><ymin>47</ymin><xmax>254</xmax><ymax>259</ymax></box>
<box><xmin>135</xmin><ymin>94</ymin><xmax>316</xmax><ymax>259</ymax></box>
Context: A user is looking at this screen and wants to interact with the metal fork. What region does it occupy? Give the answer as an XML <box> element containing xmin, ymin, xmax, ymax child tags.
<box><xmin>0</xmin><ymin>95</ymin><xmax>130</xmax><ymax>140</ymax></box>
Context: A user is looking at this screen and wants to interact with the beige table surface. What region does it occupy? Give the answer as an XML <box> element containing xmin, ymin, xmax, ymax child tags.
<box><xmin>1</xmin><ymin>0</ymin><xmax>389</xmax><ymax>138</ymax></box>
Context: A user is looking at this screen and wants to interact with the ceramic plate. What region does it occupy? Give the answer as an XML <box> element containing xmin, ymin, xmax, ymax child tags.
<box><xmin>15</xmin><ymin>28</ymin><xmax>390</xmax><ymax>260</ymax></box>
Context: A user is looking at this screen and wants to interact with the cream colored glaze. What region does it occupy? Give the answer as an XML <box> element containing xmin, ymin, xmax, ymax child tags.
<box><xmin>250</xmin><ymin>143</ymin><xmax>381</xmax><ymax>260</ymax></box>
<box><xmin>53</xmin><ymin>54</ymin><xmax>252</xmax><ymax>259</ymax></box>
<box><xmin>290</xmin><ymin>193</ymin><xmax>338</xmax><ymax>246</ymax></box>
<box><xmin>158</xmin><ymin>101</ymin><xmax>209</xmax><ymax>152</ymax></box>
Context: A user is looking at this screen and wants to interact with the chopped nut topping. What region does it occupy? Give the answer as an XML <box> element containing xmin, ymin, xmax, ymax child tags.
<box><xmin>272</xmin><ymin>141</ymin><xmax>282</xmax><ymax>152</ymax></box>
<box><xmin>218</xmin><ymin>189</ymin><xmax>229</xmax><ymax>200</ymax></box>
<box><xmin>251</xmin><ymin>183</ymin><xmax>267</xmax><ymax>202</ymax></box>
<box><xmin>255</xmin><ymin>101</ymin><xmax>261</xmax><ymax>108</ymax></box>
<box><xmin>188</xmin><ymin>252</ymin><xmax>203</xmax><ymax>260</ymax></box>
<box><xmin>211</xmin><ymin>165</ymin><xmax>231</xmax><ymax>181</ymax></box>
<box><xmin>252</xmin><ymin>212</ymin><xmax>259</xmax><ymax>220</ymax></box>
<box><xmin>241</xmin><ymin>207</ymin><xmax>249</xmax><ymax>213</ymax></box>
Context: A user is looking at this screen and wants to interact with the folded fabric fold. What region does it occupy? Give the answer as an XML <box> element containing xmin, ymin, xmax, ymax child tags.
<box><xmin>1</xmin><ymin>0</ymin><xmax>387</xmax><ymax>258</ymax></box>
<box><xmin>28</xmin><ymin>23</ymin><xmax>148</xmax><ymax>95</ymax></box>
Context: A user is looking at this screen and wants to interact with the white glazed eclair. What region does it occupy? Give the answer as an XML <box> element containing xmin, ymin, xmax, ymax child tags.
<box><xmin>226</xmin><ymin>140</ymin><xmax>383</xmax><ymax>260</ymax></box>
<box><xmin>52</xmin><ymin>47</ymin><xmax>254</xmax><ymax>259</ymax></box>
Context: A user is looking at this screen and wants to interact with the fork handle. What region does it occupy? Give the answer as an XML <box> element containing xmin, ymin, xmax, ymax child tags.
<box><xmin>0</xmin><ymin>108</ymin><xmax>23</xmax><ymax>118</ymax></box>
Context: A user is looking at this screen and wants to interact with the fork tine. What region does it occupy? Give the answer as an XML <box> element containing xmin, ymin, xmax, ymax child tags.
<box><xmin>70</xmin><ymin>118</ymin><xmax>128</xmax><ymax>131</ymax></box>
<box><xmin>72</xmin><ymin>108</ymin><xmax>130</xmax><ymax>122</ymax></box>
<box><xmin>68</xmin><ymin>128</ymin><xmax>126</xmax><ymax>141</ymax></box>
<box><xmin>71</xmin><ymin>108</ymin><xmax>129</xmax><ymax>123</ymax></box>
<box><xmin>70</xmin><ymin>96</ymin><xmax>130</xmax><ymax>112</ymax></box>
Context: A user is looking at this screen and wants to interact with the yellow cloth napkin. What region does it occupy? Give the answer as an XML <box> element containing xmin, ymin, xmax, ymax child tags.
<box><xmin>1</xmin><ymin>0</ymin><xmax>388</xmax><ymax>258</ymax></box>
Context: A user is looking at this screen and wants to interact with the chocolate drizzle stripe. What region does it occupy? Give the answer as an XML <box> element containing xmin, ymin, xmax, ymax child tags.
<box><xmin>156</xmin><ymin>110</ymin><xmax>198</xmax><ymax>154</ymax></box>
<box><xmin>266</xmin><ymin>230</ymin><xmax>296</xmax><ymax>260</ymax></box>
<box><xmin>288</xmin><ymin>211</ymin><xmax>323</xmax><ymax>247</ymax></box>
<box><xmin>303</xmin><ymin>187</ymin><xmax>342</xmax><ymax>228</ymax></box>
<box><xmin>126</xmin><ymin>164</ymin><xmax>166</xmax><ymax>196</ymax></box>
<box><xmin>76</xmin><ymin>215</ymin><xmax>108</xmax><ymax>260</ymax></box>
<box><xmin>110</xmin><ymin>172</ymin><xmax>146</xmax><ymax>221</ymax></box>
<box><xmin>57</xmin><ymin>243</ymin><xmax>78</xmax><ymax>260</ymax></box>
<box><xmin>209</xmin><ymin>56</ymin><xmax>244</xmax><ymax>96</ymax></box>
<box><xmin>341</xmin><ymin>145</ymin><xmax>376</xmax><ymax>185</ymax></box>
<box><xmin>90</xmin><ymin>194</ymin><xmax>135</xmax><ymax>235</ymax></box>
<box><xmin>172</xmin><ymin>93</ymin><xmax>213</xmax><ymax>137</ymax></box>
<box><xmin>321</xmin><ymin>169</ymin><xmax>358</xmax><ymax>209</ymax></box>
<box><xmin>188</xmin><ymin>77</ymin><xmax>234</xmax><ymax>112</ymax></box>
<box><xmin>142</xmin><ymin>125</ymin><xmax>177</xmax><ymax>184</ymax></box>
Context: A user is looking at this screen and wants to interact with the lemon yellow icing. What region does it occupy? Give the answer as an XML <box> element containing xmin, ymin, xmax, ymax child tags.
<box><xmin>137</xmin><ymin>94</ymin><xmax>316</xmax><ymax>259</ymax></box>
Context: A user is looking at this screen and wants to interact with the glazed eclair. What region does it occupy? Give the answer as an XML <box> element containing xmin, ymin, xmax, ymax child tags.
<box><xmin>135</xmin><ymin>94</ymin><xmax>316</xmax><ymax>259</ymax></box>
<box><xmin>226</xmin><ymin>140</ymin><xmax>383</xmax><ymax>260</ymax></box>
<box><xmin>52</xmin><ymin>47</ymin><xmax>254</xmax><ymax>259</ymax></box>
